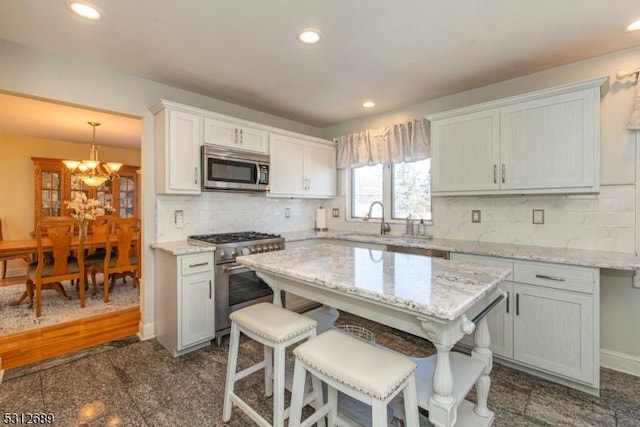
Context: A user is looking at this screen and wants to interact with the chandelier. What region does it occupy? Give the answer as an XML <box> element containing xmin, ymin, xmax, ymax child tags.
<box><xmin>63</xmin><ymin>121</ymin><xmax>123</xmax><ymax>187</ymax></box>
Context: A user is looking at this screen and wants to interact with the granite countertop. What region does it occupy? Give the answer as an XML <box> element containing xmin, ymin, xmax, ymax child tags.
<box><xmin>281</xmin><ymin>230</ymin><xmax>640</xmax><ymax>271</ymax></box>
<box><xmin>237</xmin><ymin>243</ymin><xmax>511</xmax><ymax>320</ymax></box>
<box><xmin>150</xmin><ymin>241</ymin><xmax>215</xmax><ymax>255</ymax></box>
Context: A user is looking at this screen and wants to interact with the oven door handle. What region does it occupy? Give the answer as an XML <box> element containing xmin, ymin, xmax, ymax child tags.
<box><xmin>223</xmin><ymin>264</ymin><xmax>249</xmax><ymax>272</ymax></box>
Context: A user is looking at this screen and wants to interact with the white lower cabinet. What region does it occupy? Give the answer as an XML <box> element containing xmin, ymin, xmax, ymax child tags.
<box><xmin>451</xmin><ymin>253</ymin><xmax>599</xmax><ymax>392</ymax></box>
<box><xmin>155</xmin><ymin>250</ymin><xmax>215</xmax><ymax>357</ymax></box>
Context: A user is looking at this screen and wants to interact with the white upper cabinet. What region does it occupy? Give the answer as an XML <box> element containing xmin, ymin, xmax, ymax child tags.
<box><xmin>204</xmin><ymin>117</ymin><xmax>268</xmax><ymax>154</ymax></box>
<box><xmin>153</xmin><ymin>101</ymin><xmax>202</xmax><ymax>195</ymax></box>
<box><xmin>268</xmin><ymin>133</ymin><xmax>337</xmax><ymax>199</ymax></box>
<box><xmin>428</xmin><ymin>77</ymin><xmax>608</xmax><ymax>196</ymax></box>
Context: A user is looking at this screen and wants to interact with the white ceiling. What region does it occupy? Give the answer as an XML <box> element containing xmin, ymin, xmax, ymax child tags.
<box><xmin>0</xmin><ymin>0</ymin><xmax>640</xmax><ymax>148</ymax></box>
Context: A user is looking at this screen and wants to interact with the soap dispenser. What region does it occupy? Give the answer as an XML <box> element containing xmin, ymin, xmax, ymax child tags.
<box><xmin>417</xmin><ymin>219</ymin><xmax>426</xmax><ymax>236</ymax></box>
<box><xmin>405</xmin><ymin>214</ymin><xmax>414</xmax><ymax>235</ymax></box>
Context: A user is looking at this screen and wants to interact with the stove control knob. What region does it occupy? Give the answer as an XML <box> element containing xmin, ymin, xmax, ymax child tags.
<box><xmin>241</xmin><ymin>247</ymin><xmax>250</xmax><ymax>256</ymax></box>
<box><xmin>218</xmin><ymin>250</ymin><xmax>226</xmax><ymax>260</ymax></box>
<box><xmin>251</xmin><ymin>246</ymin><xmax>257</xmax><ymax>254</ymax></box>
<box><xmin>256</xmin><ymin>246</ymin><xmax>264</xmax><ymax>253</ymax></box>
<box><xmin>230</xmin><ymin>249</ymin><xmax>237</xmax><ymax>258</ymax></box>
<box><xmin>268</xmin><ymin>244</ymin><xmax>274</xmax><ymax>251</ymax></box>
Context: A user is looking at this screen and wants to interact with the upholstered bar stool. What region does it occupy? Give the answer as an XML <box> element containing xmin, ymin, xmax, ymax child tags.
<box><xmin>289</xmin><ymin>328</ymin><xmax>420</xmax><ymax>427</ymax></box>
<box><xmin>223</xmin><ymin>302</ymin><xmax>320</xmax><ymax>427</ymax></box>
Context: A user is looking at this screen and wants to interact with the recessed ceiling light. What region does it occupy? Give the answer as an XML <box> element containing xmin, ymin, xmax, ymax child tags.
<box><xmin>297</xmin><ymin>29</ymin><xmax>321</xmax><ymax>44</ymax></box>
<box><xmin>625</xmin><ymin>19</ymin><xmax>640</xmax><ymax>31</ymax></box>
<box><xmin>67</xmin><ymin>1</ymin><xmax>102</xmax><ymax>20</ymax></box>
<box><xmin>362</xmin><ymin>101</ymin><xmax>376</xmax><ymax>108</ymax></box>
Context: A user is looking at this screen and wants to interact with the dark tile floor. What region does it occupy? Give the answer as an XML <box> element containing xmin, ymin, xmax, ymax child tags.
<box><xmin>1</xmin><ymin>311</ymin><xmax>639</xmax><ymax>426</ymax></box>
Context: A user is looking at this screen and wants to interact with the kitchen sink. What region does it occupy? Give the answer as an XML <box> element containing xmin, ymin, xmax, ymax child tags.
<box><xmin>385</xmin><ymin>245</ymin><xmax>449</xmax><ymax>259</ymax></box>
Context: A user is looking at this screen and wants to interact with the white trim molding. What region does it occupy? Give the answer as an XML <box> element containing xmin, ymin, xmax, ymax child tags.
<box><xmin>600</xmin><ymin>348</ymin><xmax>640</xmax><ymax>377</ymax></box>
<box><xmin>139</xmin><ymin>321</ymin><xmax>155</xmax><ymax>341</ymax></box>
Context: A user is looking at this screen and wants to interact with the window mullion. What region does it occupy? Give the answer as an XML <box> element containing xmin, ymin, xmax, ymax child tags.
<box><xmin>382</xmin><ymin>163</ymin><xmax>392</xmax><ymax>220</ymax></box>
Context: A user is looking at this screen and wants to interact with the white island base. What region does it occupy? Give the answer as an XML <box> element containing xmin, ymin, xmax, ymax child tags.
<box><xmin>301</xmin><ymin>306</ymin><xmax>495</xmax><ymax>427</ymax></box>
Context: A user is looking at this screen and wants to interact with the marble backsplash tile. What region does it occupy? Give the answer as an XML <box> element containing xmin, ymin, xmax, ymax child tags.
<box><xmin>432</xmin><ymin>184</ymin><xmax>636</xmax><ymax>253</ymax></box>
<box><xmin>155</xmin><ymin>191</ymin><xmax>326</xmax><ymax>242</ymax></box>
<box><xmin>155</xmin><ymin>184</ymin><xmax>636</xmax><ymax>253</ymax></box>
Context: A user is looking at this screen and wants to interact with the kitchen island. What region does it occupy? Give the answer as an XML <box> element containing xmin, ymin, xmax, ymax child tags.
<box><xmin>237</xmin><ymin>243</ymin><xmax>511</xmax><ymax>427</ymax></box>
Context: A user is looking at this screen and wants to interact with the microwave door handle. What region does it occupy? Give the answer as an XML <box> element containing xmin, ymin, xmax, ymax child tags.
<box><xmin>256</xmin><ymin>163</ymin><xmax>261</xmax><ymax>185</ymax></box>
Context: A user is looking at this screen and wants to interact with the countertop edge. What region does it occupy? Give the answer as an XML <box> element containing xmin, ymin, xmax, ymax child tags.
<box><xmin>151</xmin><ymin>241</ymin><xmax>215</xmax><ymax>255</ymax></box>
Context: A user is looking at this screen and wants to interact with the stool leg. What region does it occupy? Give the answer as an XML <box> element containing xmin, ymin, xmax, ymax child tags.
<box><xmin>273</xmin><ymin>344</ymin><xmax>286</xmax><ymax>427</ymax></box>
<box><xmin>326</xmin><ymin>386</ymin><xmax>337</xmax><ymax>426</ymax></box>
<box><xmin>310</xmin><ymin>373</ymin><xmax>326</xmax><ymax>427</ymax></box>
<box><xmin>265</xmin><ymin>345</ymin><xmax>273</xmax><ymax>397</ymax></box>
<box><xmin>372</xmin><ymin>400</ymin><xmax>388</xmax><ymax>427</ymax></box>
<box><xmin>289</xmin><ymin>359</ymin><xmax>307</xmax><ymax>427</ymax></box>
<box><xmin>223</xmin><ymin>322</ymin><xmax>240</xmax><ymax>422</ymax></box>
<box><xmin>403</xmin><ymin>375</ymin><xmax>420</xmax><ymax>427</ymax></box>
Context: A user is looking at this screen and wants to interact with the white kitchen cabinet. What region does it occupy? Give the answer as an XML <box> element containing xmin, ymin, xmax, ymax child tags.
<box><xmin>428</xmin><ymin>76</ymin><xmax>607</xmax><ymax>196</ymax></box>
<box><xmin>512</xmin><ymin>282</ymin><xmax>595</xmax><ymax>384</ymax></box>
<box><xmin>268</xmin><ymin>133</ymin><xmax>336</xmax><ymax>198</ymax></box>
<box><xmin>155</xmin><ymin>250</ymin><xmax>215</xmax><ymax>357</ymax></box>
<box><xmin>452</xmin><ymin>253</ymin><xmax>514</xmax><ymax>358</ymax></box>
<box><xmin>203</xmin><ymin>117</ymin><xmax>268</xmax><ymax>154</ymax></box>
<box><xmin>450</xmin><ymin>253</ymin><xmax>599</xmax><ymax>393</ymax></box>
<box><xmin>152</xmin><ymin>100</ymin><xmax>202</xmax><ymax>195</ymax></box>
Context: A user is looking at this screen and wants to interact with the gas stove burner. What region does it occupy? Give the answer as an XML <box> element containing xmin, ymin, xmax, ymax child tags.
<box><xmin>189</xmin><ymin>231</ymin><xmax>281</xmax><ymax>245</ymax></box>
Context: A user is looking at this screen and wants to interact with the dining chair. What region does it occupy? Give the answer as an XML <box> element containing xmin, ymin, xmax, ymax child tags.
<box><xmin>9</xmin><ymin>216</ymin><xmax>85</xmax><ymax>318</ymax></box>
<box><xmin>90</xmin><ymin>217</ymin><xmax>140</xmax><ymax>302</ymax></box>
<box><xmin>81</xmin><ymin>215</ymin><xmax>111</xmax><ymax>295</ymax></box>
<box><xmin>0</xmin><ymin>218</ymin><xmax>33</xmax><ymax>279</ymax></box>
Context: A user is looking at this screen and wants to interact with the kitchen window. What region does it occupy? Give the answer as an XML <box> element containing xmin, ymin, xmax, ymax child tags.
<box><xmin>350</xmin><ymin>158</ymin><xmax>431</xmax><ymax>221</ymax></box>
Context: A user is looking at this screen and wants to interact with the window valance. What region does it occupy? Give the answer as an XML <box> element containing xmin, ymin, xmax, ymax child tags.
<box><xmin>628</xmin><ymin>78</ymin><xmax>640</xmax><ymax>130</ymax></box>
<box><xmin>334</xmin><ymin>118</ymin><xmax>431</xmax><ymax>169</ymax></box>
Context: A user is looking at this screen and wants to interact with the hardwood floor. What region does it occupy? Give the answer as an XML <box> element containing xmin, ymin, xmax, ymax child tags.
<box><xmin>0</xmin><ymin>307</ymin><xmax>140</xmax><ymax>370</ymax></box>
<box><xmin>0</xmin><ymin>275</ymin><xmax>140</xmax><ymax>371</ymax></box>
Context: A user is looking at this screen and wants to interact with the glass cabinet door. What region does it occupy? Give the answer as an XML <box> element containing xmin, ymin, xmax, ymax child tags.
<box><xmin>69</xmin><ymin>175</ymin><xmax>89</xmax><ymax>203</ymax></box>
<box><xmin>118</xmin><ymin>175</ymin><xmax>135</xmax><ymax>218</ymax></box>
<box><xmin>40</xmin><ymin>170</ymin><xmax>62</xmax><ymax>217</ymax></box>
<box><xmin>95</xmin><ymin>179</ymin><xmax>113</xmax><ymax>211</ymax></box>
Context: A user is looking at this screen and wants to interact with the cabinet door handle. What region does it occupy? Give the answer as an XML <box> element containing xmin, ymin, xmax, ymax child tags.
<box><xmin>209</xmin><ymin>280</ymin><xmax>212</xmax><ymax>299</ymax></box>
<box><xmin>501</xmin><ymin>163</ymin><xmax>505</xmax><ymax>183</ymax></box>
<box><xmin>535</xmin><ymin>274</ymin><xmax>566</xmax><ymax>281</ymax></box>
<box><xmin>307</xmin><ymin>178</ymin><xmax>311</xmax><ymax>190</ymax></box>
<box><xmin>506</xmin><ymin>291</ymin><xmax>510</xmax><ymax>314</ymax></box>
<box><xmin>516</xmin><ymin>293</ymin><xmax>520</xmax><ymax>315</ymax></box>
<box><xmin>234</xmin><ymin>128</ymin><xmax>238</xmax><ymax>143</ymax></box>
<box><xmin>189</xmin><ymin>262</ymin><xmax>209</xmax><ymax>268</ymax></box>
<box><xmin>239</xmin><ymin>129</ymin><xmax>243</xmax><ymax>144</ymax></box>
<box><xmin>493</xmin><ymin>164</ymin><xmax>497</xmax><ymax>184</ymax></box>
<box><xmin>194</xmin><ymin>167</ymin><xmax>198</xmax><ymax>185</ymax></box>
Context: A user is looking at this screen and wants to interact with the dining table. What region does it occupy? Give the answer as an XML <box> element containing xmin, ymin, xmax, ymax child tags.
<box><xmin>1</xmin><ymin>233</ymin><xmax>139</xmax><ymax>314</ymax></box>
<box><xmin>0</xmin><ymin>234</ymin><xmax>139</xmax><ymax>258</ymax></box>
<box><xmin>237</xmin><ymin>243</ymin><xmax>511</xmax><ymax>427</ymax></box>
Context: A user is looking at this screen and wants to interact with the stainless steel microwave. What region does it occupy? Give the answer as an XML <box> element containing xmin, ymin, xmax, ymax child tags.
<box><xmin>201</xmin><ymin>145</ymin><xmax>270</xmax><ymax>191</ymax></box>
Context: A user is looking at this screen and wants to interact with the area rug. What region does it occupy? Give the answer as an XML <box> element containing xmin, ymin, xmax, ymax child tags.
<box><xmin>0</xmin><ymin>276</ymin><xmax>140</xmax><ymax>336</ymax></box>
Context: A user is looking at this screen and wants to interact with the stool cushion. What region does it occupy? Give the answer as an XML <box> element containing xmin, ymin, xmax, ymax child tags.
<box><xmin>229</xmin><ymin>302</ymin><xmax>317</xmax><ymax>343</ymax></box>
<box><xmin>294</xmin><ymin>329</ymin><xmax>416</xmax><ymax>401</ymax></box>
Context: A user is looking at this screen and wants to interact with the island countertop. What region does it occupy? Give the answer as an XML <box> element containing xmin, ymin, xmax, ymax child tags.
<box><xmin>237</xmin><ymin>243</ymin><xmax>511</xmax><ymax>321</ymax></box>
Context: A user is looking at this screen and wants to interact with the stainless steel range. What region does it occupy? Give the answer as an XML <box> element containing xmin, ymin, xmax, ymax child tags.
<box><xmin>188</xmin><ymin>231</ymin><xmax>285</xmax><ymax>344</ymax></box>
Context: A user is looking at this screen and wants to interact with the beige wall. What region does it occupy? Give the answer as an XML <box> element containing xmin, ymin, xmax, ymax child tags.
<box><xmin>0</xmin><ymin>133</ymin><xmax>141</xmax><ymax>240</ymax></box>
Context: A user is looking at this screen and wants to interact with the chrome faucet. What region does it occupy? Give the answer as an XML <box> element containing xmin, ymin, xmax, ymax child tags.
<box><xmin>363</xmin><ymin>201</ymin><xmax>391</xmax><ymax>235</ymax></box>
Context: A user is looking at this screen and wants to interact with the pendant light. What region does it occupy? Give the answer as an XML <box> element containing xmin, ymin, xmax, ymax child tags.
<box><xmin>63</xmin><ymin>121</ymin><xmax>123</xmax><ymax>187</ymax></box>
